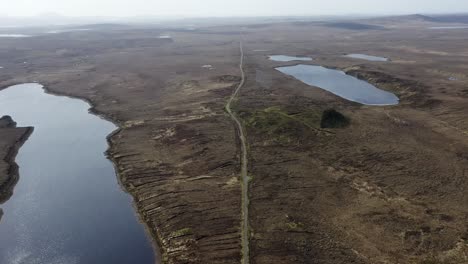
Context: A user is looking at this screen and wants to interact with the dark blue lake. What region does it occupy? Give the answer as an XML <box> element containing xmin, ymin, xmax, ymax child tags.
<box><xmin>0</xmin><ymin>83</ymin><xmax>155</xmax><ymax>264</ymax></box>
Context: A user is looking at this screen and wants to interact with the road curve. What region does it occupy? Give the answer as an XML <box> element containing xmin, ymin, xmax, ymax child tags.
<box><xmin>225</xmin><ymin>40</ymin><xmax>249</xmax><ymax>264</ymax></box>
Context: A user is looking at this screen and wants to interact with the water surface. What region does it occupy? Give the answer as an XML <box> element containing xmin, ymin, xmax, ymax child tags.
<box><xmin>276</xmin><ymin>65</ymin><xmax>399</xmax><ymax>105</ymax></box>
<box><xmin>202</xmin><ymin>65</ymin><xmax>214</xmax><ymax>70</ymax></box>
<box><xmin>0</xmin><ymin>34</ymin><xmax>31</xmax><ymax>38</ymax></box>
<box><xmin>269</xmin><ymin>55</ymin><xmax>312</xmax><ymax>62</ymax></box>
<box><xmin>345</xmin><ymin>54</ymin><xmax>388</xmax><ymax>62</ymax></box>
<box><xmin>429</xmin><ymin>26</ymin><xmax>468</xmax><ymax>29</ymax></box>
<box><xmin>46</xmin><ymin>29</ymin><xmax>91</xmax><ymax>34</ymax></box>
<box><xmin>0</xmin><ymin>83</ymin><xmax>155</xmax><ymax>264</ymax></box>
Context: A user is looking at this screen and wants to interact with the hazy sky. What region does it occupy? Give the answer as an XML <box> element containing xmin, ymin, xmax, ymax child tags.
<box><xmin>2</xmin><ymin>0</ymin><xmax>468</xmax><ymax>17</ymax></box>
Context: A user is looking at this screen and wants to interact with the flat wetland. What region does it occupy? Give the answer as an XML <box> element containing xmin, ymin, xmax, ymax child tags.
<box><xmin>1</xmin><ymin>15</ymin><xmax>468</xmax><ymax>264</ymax></box>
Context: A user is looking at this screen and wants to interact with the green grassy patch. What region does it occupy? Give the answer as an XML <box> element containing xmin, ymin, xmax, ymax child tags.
<box><xmin>170</xmin><ymin>228</ymin><xmax>193</xmax><ymax>238</ymax></box>
<box><xmin>286</xmin><ymin>221</ymin><xmax>305</xmax><ymax>231</ymax></box>
<box><xmin>242</xmin><ymin>107</ymin><xmax>322</xmax><ymax>143</ymax></box>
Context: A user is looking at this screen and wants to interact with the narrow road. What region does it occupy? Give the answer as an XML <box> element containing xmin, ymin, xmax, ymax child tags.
<box><xmin>225</xmin><ymin>40</ymin><xmax>249</xmax><ymax>264</ymax></box>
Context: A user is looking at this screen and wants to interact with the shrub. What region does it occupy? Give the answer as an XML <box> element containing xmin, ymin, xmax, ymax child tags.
<box><xmin>320</xmin><ymin>109</ymin><xmax>350</xmax><ymax>128</ymax></box>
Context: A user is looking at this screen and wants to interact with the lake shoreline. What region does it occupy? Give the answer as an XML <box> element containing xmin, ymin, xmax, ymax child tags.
<box><xmin>0</xmin><ymin>83</ymin><xmax>162</xmax><ymax>263</ymax></box>
<box><xmin>0</xmin><ymin>116</ymin><xmax>33</xmax><ymax>205</ymax></box>
<box><xmin>275</xmin><ymin>64</ymin><xmax>399</xmax><ymax>105</ymax></box>
<box><xmin>39</xmin><ymin>83</ymin><xmax>164</xmax><ymax>264</ymax></box>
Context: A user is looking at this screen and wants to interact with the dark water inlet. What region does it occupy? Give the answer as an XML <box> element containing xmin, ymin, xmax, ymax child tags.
<box><xmin>0</xmin><ymin>83</ymin><xmax>155</xmax><ymax>264</ymax></box>
<box><xmin>276</xmin><ymin>65</ymin><xmax>399</xmax><ymax>105</ymax></box>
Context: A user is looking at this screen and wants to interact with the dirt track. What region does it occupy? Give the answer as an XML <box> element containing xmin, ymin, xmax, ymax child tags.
<box><xmin>225</xmin><ymin>40</ymin><xmax>249</xmax><ymax>264</ymax></box>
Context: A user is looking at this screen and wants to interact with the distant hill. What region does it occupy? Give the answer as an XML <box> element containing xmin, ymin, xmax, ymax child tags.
<box><xmin>79</xmin><ymin>23</ymin><xmax>134</xmax><ymax>30</ymax></box>
<box><xmin>430</xmin><ymin>14</ymin><xmax>468</xmax><ymax>24</ymax></box>
<box><xmin>393</xmin><ymin>14</ymin><xmax>468</xmax><ymax>23</ymax></box>
<box><xmin>323</xmin><ymin>22</ymin><xmax>385</xmax><ymax>30</ymax></box>
<box><xmin>364</xmin><ymin>14</ymin><xmax>468</xmax><ymax>24</ymax></box>
<box><xmin>396</xmin><ymin>14</ymin><xmax>439</xmax><ymax>22</ymax></box>
<box><xmin>363</xmin><ymin>14</ymin><xmax>438</xmax><ymax>23</ymax></box>
<box><xmin>0</xmin><ymin>14</ymin><xmax>134</xmax><ymax>28</ymax></box>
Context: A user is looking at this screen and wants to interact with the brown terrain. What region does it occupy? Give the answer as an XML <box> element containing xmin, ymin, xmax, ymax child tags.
<box><xmin>1</xmin><ymin>14</ymin><xmax>468</xmax><ymax>264</ymax></box>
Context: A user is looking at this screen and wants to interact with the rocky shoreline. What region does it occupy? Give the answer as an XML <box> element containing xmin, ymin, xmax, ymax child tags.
<box><xmin>0</xmin><ymin>115</ymin><xmax>33</xmax><ymax>206</ymax></box>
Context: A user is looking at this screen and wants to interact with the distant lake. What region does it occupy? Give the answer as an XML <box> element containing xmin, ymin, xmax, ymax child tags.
<box><xmin>269</xmin><ymin>55</ymin><xmax>313</xmax><ymax>62</ymax></box>
<box><xmin>0</xmin><ymin>34</ymin><xmax>31</xmax><ymax>38</ymax></box>
<box><xmin>429</xmin><ymin>26</ymin><xmax>468</xmax><ymax>29</ymax></box>
<box><xmin>46</xmin><ymin>29</ymin><xmax>91</xmax><ymax>34</ymax></box>
<box><xmin>276</xmin><ymin>65</ymin><xmax>399</xmax><ymax>105</ymax></box>
<box><xmin>344</xmin><ymin>54</ymin><xmax>388</xmax><ymax>62</ymax></box>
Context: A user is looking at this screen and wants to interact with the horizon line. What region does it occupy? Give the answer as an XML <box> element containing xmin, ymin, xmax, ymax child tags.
<box><xmin>2</xmin><ymin>11</ymin><xmax>468</xmax><ymax>19</ymax></box>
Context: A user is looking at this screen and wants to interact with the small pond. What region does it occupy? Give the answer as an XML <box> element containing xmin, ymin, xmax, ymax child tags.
<box><xmin>344</xmin><ymin>54</ymin><xmax>388</xmax><ymax>62</ymax></box>
<box><xmin>269</xmin><ymin>55</ymin><xmax>313</xmax><ymax>62</ymax></box>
